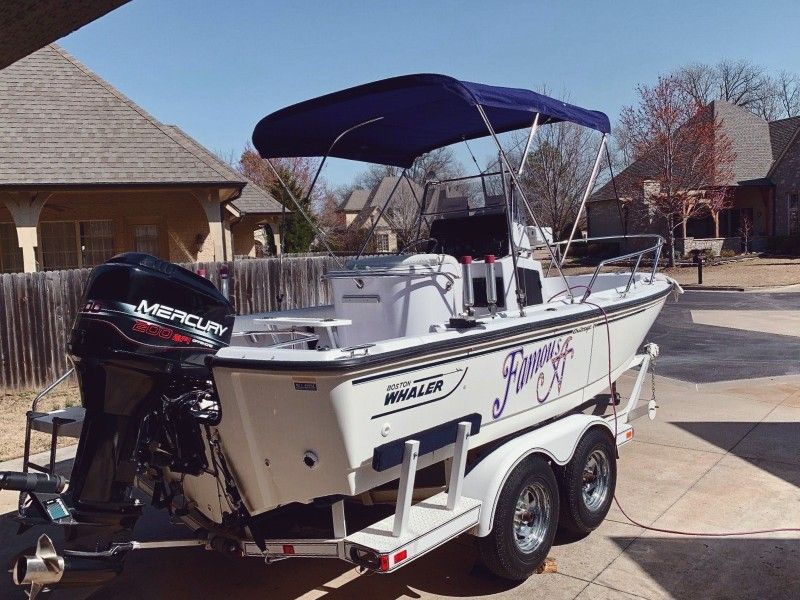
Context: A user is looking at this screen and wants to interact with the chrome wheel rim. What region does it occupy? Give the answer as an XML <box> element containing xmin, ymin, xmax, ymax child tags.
<box><xmin>513</xmin><ymin>482</ymin><xmax>552</xmax><ymax>553</ymax></box>
<box><xmin>582</xmin><ymin>449</ymin><xmax>611</xmax><ymax>511</ymax></box>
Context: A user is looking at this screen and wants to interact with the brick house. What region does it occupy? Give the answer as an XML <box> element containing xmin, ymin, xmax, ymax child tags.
<box><xmin>588</xmin><ymin>100</ymin><xmax>800</xmax><ymax>254</ymax></box>
<box><xmin>0</xmin><ymin>44</ymin><xmax>284</xmax><ymax>273</ymax></box>
<box><xmin>338</xmin><ymin>176</ymin><xmax>423</xmax><ymax>252</ymax></box>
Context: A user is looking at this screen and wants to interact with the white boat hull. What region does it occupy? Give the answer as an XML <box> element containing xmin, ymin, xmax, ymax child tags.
<box><xmin>211</xmin><ymin>285</ymin><xmax>670</xmax><ymax>516</ymax></box>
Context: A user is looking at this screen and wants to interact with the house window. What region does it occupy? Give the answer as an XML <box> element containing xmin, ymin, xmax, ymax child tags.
<box><xmin>376</xmin><ymin>233</ymin><xmax>390</xmax><ymax>253</ymax></box>
<box><xmin>133</xmin><ymin>224</ymin><xmax>160</xmax><ymax>256</ymax></box>
<box><xmin>80</xmin><ymin>221</ymin><xmax>114</xmax><ymax>267</ymax></box>
<box><xmin>790</xmin><ymin>193</ymin><xmax>799</xmax><ymax>235</ymax></box>
<box><xmin>40</xmin><ymin>220</ymin><xmax>115</xmax><ymax>271</ymax></box>
<box><xmin>0</xmin><ymin>223</ymin><xmax>23</xmax><ymax>273</ymax></box>
<box><xmin>40</xmin><ymin>222</ymin><xmax>79</xmax><ymax>270</ymax></box>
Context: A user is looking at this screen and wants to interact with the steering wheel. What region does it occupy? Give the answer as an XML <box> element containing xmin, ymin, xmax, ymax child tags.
<box><xmin>398</xmin><ymin>237</ymin><xmax>439</xmax><ymax>254</ymax></box>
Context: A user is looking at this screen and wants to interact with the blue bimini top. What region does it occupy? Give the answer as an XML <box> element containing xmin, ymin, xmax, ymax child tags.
<box><xmin>252</xmin><ymin>74</ymin><xmax>610</xmax><ymax>168</ymax></box>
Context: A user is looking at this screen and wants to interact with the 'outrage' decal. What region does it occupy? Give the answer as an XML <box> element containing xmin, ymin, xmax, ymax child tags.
<box><xmin>492</xmin><ymin>335</ymin><xmax>575</xmax><ymax>418</ymax></box>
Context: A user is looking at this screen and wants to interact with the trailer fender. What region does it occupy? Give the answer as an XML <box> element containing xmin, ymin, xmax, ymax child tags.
<box><xmin>463</xmin><ymin>413</ymin><xmax>612</xmax><ymax>537</ymax></box>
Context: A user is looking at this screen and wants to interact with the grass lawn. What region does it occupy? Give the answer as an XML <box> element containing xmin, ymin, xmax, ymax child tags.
<box><xmin>663</xmin><ymin>257</ymin><xmax>800</xmax><ymax>287</ymax></box>
<box><xmin>562</xmin><ymin>256</ymin><xmax>800</xmax><ymax>288</ymax></box>
<box><xmin>0</xmin><ymin>386</ymin><xmax>81</xmax><ymax>462</ymax></box>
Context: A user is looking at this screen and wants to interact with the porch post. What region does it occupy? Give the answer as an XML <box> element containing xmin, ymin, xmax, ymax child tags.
<box><xmin>4</xmin><ymin>192</ymin><xmax>47</xmax><ymax>273</ymax></box>
<box><xmin>196</xmin><ymin>189</ymin><xmax>227</xmax><ymax>261</ymax></box>
<box><xmin>761</xmin><ymin>187</ymin><xmax>773</xmax><ymax>236</ymax></box>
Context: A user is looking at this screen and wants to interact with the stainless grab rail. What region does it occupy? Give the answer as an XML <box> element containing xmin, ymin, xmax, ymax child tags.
<box><xmin>540</xmin><ymin>234</ymin><xmax>664</xmax><ymax>304</ymax></box>
<box><xmin>31</xmin><ymin>367</ymin><xmax>75</xmax><ymax>413</ymax></box>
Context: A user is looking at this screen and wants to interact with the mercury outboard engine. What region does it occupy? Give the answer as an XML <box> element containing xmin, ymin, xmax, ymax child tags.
<box><xmin>64</xmin><ymin>253</ymin><xmax>234</xmax><ymax>530</ymax></box>
<box><xmin>4</xmin><ymin>254</ymin><xmax>234</xmax><ymax>596</ymax></box>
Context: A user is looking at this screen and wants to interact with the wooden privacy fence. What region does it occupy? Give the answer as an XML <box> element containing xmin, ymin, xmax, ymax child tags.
<box><xmin>0</xmin><ymin>255</ymin><xmax>345</xmax><ymax>391</ymax></box>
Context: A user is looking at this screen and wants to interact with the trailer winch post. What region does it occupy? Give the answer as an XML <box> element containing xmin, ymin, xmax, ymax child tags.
<box><xmin>392</xmin><ymin>440</ymin><xmax>419</xmax><ymax>537</ymax></box>
<box><xmin>332</xmin><ymin>500</ymin><xmax>347</xmax><ymax>538</ymax></box>
<box><xmin>446</xmin><ymin>422</ymin><xmax>471</xmax><ymax>510</ymax></box>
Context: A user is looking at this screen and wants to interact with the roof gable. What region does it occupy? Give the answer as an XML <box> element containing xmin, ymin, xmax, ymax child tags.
<box><xmin>0</xmin><ymin>45</ymin><xmax>246</xmax><ymax>188</ymax></box>
<box><xmin>592</xmin><ymin>100</ymin><xmax>800</xmax><ymax>202</ymax></box>
<box><xmin>713</xmin><ymin>100</ymin><xmax>773</xmax><ymax>185</ymax></box>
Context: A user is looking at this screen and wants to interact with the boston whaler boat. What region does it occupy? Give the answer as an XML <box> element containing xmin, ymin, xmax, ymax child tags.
<box><xmin>4</xmin><ymin>74</ymin><xmax>675</xmax><ymax>596</ymax></box>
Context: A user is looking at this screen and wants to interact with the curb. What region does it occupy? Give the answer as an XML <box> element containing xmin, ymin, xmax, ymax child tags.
<box><xmin>681</xmin><ymin>285</ymin><xmax>746</xmax><ymax>291</ymax></box>
<box><xmin>0</xmin><ymin>444</ymin><xmax>77</xmax><ymax>472</ymax></box>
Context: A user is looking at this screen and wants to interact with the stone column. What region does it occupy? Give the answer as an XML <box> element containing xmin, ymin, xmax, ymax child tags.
<box><xmin>4</xmin><ymin>192</ymin><xmax>48</xmax><ymax>272</ymax></box>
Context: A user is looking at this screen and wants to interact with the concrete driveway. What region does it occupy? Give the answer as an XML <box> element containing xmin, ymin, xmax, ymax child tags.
<box><xmin>1</xmin><ymin>290</ymin><xmax>798</xmax><ymax>599</ymax></box>
<box><xmin>647</xmin><ymin>291</ymin><xmax>800</xmax><ymax>383</ymax></box>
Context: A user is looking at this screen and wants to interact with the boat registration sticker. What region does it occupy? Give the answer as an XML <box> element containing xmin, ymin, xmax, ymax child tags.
<box><xmin>293</xmin><ymin>379</ymin><xmax>318</xmax><ymax>391</ymax></box>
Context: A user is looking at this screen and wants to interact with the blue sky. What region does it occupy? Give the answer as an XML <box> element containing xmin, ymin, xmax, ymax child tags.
<box><xmin>60</xmin><ymin>0</ymin><xmax>800</xmax><ymax>187</ymax></box>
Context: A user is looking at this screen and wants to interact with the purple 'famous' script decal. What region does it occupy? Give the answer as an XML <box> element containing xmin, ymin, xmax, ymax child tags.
<box><xmin>492</xmin><ymin>335</ymin><xmax>575</xmax><ymax>419</ymax></box>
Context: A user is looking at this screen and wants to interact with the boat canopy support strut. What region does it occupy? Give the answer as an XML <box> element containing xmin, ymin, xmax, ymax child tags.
<box><xmin>475</xmin><ymin>104</ymin><xmax>575</xmax><ymax>302</ymax></box>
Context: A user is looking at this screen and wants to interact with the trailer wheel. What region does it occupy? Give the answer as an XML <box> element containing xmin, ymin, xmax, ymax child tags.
<box><xmin>558</xmin><ymin>428</ymin><xmax>616</xmax><ymax>534</ymax></box>
<box><xmin>476</xmin><ymin>455</ymin><xmax>558</xmax><ymax>580</ymax></box>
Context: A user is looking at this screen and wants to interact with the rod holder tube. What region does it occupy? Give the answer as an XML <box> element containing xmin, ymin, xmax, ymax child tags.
<box><xmin>485</xmin><ymin>255</ymin><xmax>497</xmax><ymax>313</ymax></box>
<box><xmin>461</xmin><ymin>256</ymin><xmax>474</xmax><ymax>313</ymax></box>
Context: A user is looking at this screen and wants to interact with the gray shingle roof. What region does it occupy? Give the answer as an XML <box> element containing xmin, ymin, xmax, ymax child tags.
<box><xmin>714</xmin><ymin>100</ymin><xmax>773</xmax><ymax>185</ymax></box>
<box><xmin>163</xmin><ymin>126</ymin><xmax>284</xmax><ymax>215</ymax></box>
<box><xmin>0</xmin><ymin>44</ymin><xmax>246</xmax><ymax>188</ymax></box>
<box><xmin>768</xmin><ymin>116</ymin><xmax>800</xmax><ymax>163</ymax></box>
<box><xmin>592</xmin><ymin>100</ymin><xmax>800</xmax><ymax>202</ymax></box>
<box><xmin>341</xmin><ymin>188</ymin><xmax>370</xmax><ymax>212</ymax></box>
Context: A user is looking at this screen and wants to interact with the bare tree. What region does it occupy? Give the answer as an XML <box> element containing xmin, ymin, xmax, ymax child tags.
<box><xmin>716</xmin><ymin>59</ymin><xmax>772</xmax><ymax>108</ymax></box>
<box><xmin>704</xmin><ymin>187</ymin><xmax>734</xmax><ymax>238</ymax></box>
<box><xmin>738</xmin><ymin>214</ymin><xmax>753</xmax><ymax>253</ymax></box>
<box><xmin>507</xmin><ymin>121</ymin><xmax>604</xmax><ymax>242</ymax></box>
<box><xmin>620</xmin><ymin>75</ymin><xmax>735</xmax><ymax>265</ymax></box>
<box><xmin>775</xmin><ymin>71</ymin><xmax>800</xmax><ymax>118</ymax></box>
<box><xmin>677</xmin><ymin>63</ymin><xmax>717</xmax><ymax>107</ymax></box>
<box><xmin>675</xmin><ymin>59</ymin><xmax>800</xmax><ymax>119</ymax></box>
<box><xmin>339</xmin><ymin>146</ymin><xmax>462</xmax><ymax>199</ymax></box>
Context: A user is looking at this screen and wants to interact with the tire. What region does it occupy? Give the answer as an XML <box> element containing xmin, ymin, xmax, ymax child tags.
<box><xmin>476</xmin><ymin>455</ymin><xmax>559</xmax><ymax>580</ymax></box>
<box><xmin>558</xmin><ymin>427</ymin><xmax>617</xmax><ymax>534</ymax></box>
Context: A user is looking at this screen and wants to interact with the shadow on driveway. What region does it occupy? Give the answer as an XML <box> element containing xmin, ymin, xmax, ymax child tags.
<box><xmin>647</xmin><ymin>291</ymin><xmax>800</xmax><ymax>383</ymax></box>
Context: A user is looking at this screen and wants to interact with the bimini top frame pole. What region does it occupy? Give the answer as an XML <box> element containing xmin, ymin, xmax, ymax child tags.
<box><xmin>264</xmin><ymin>117</ymin><xmax>385</xmax><ymax>268</ymax></box>
<box><xmin>475</xmin><ymin>104</ymin><xmax>575</xmax><ymax>303</ymax></box>
<box><xmin>355</xmin><ymin>169</ymin><xmax>408</xmax><ymax>259</ymax></box>
<box><xmin>560</xmin><ymin>134</ymin><xmax>607</xmax><ymax>267</ymax></box>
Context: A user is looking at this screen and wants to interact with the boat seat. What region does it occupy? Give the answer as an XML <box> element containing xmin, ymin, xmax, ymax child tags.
<box><xmin>331</xmin><ymin>253</ymin><xmax>463</xmax><ymax>346</ymax></box>
<box><xmin>29</xmin><ymin>407</ymin><xmax>85</xmax><ymax>438</ymax></box>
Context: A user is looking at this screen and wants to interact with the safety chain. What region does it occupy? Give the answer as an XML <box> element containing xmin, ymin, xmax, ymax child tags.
<box><xmin>650</xmin><ymin>352</ymin><xmax>657</xmax><ymax>407</ymax></box>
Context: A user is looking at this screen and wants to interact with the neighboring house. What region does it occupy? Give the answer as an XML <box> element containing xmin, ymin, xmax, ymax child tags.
<box><xmin>0</xmin><ymin>44</ymin><xmax>284</xmax><ymax>273</ymax></box>
<box><xmin>589</xmin><ymin>100</ymin><xmax>800</xmax><ymax>253</ymax></box>
<box><xmin>338</xmin><ymin>176</ymin><xmax>423</xmax><ymax>252</ymax></box>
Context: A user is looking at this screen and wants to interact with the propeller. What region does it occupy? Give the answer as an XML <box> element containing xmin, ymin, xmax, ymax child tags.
<box><xmin>12</xmin><ymin>534</ymin><xmax>64</xmax><ymax>600</ymax></box>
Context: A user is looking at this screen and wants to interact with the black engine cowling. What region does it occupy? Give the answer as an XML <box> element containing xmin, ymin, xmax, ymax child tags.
<box><xmin>66</xmin><ymin>253</ymin><xmax>234</xmax><ymax>526</ymax></box>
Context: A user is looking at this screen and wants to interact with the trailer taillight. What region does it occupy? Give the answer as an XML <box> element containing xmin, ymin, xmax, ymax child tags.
<box><xmin>282</xmin><ymin>544</ymin><xmax>295</xmax><ymax>555</ymax></box>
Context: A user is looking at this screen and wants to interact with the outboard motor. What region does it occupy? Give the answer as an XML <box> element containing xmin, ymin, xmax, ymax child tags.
<box><xmin>65</xmin><ymin>253</ymin><xmax>234</xmax><ymax>530</ymax></box>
